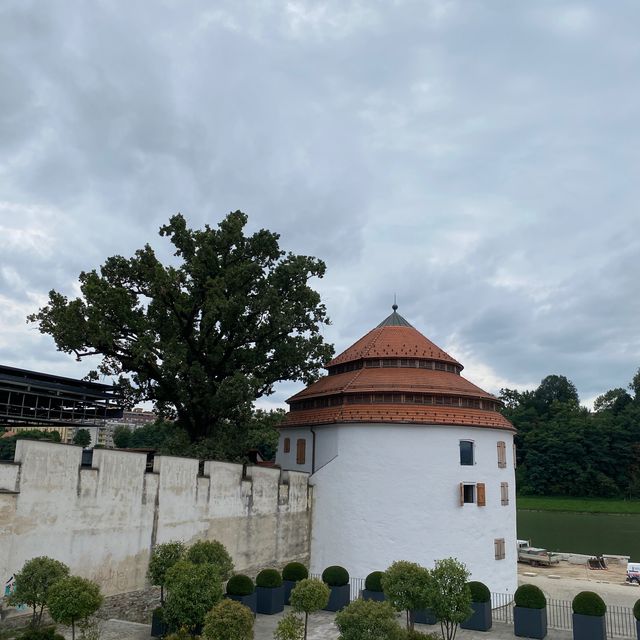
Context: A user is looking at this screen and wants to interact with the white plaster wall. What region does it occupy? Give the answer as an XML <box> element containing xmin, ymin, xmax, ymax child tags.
<box><xmin>0</xmin><ymin>441</ymin><xmax>311</xmax><ymax>597</ymax></box>
<box><xmin>309</xmin><ymin>424</ymin><xmax>517</xmax><ymax>595</ymax></box>
<box><xmin>276</xmin><ymin>428</ymin><xmax>313</xmax><ymax>473</ymax></box>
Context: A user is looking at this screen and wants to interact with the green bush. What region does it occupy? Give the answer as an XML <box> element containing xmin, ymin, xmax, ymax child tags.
<box><xmin>282</xmin><ymin>562</ymin><xmax>309</xmax><ymax>582</ymax></box>
<box><xmin>514</xmin><ymin>584</ymin><xmax>546</xmax><ymax>609</ymax></box>
<box><xmin>335</xmin><ymin>599</ymin><xmax>404</xmax><ymax>640</ymax></box>
<box><xmin>634</xmin><ymin>599</ymin><xmax>640</xmax><ymax>621</ymax></box>
<box><xmin>47</xmin><ymin>576</ymin><xmax>103</xmax><ymax>640</ymax></box>
<box><xmin>290</xmin><ymin>578</ymin><xmax>331</xmax><ymax>639</ymax></box>
<box><xmin>274</xmin><ymin>613</ymin><xmax>305</xmax><ymax>640</ymax></box>
<box><xmin>572</xmin><ymin>591</ymin><xmax>606</xmax><ymax>617</ymax></box>
<box><xmin>467</xmin><ymin>581</ymin><xmax>491</xmax><ymax>603</ymax></box>
<box><xmin>400</xmin><ymin>631</ymin><xmax>441</xmax><ymax>640</ymax></box>
<box><xmin>202</xmin><ymin>599</ymin><xmax>253</xmax><ymax>640</ymax></box>
<box><xmin>19</xmin><ymin>627</ymin><xmax>65</xmax><ymax>640</ymax></box>
<box><xmin>322</xmin><ymin>565</ymin><xmax>349</xmax><ymax>587</ymax></box>
<box><xmin>226</xmin><ymin>574</ymin><xmax>254</xmax><ymax>596</ymax></box>
<box><xmin>256</xmin><ymin>568</ymin><xmax>282</xmax><ymax>588</ymax></box>
<box><xmin>365</xmin><ymin>571</ymin><xmax>384</xmax><ymax>592</ymax></box>
<box><xmin>186</xmin><ymin>540</ymin><xmax>234</xmax><ymax>580</ymax></box>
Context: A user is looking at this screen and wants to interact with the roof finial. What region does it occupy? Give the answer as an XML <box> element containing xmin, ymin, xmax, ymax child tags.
<box><xmin>392</xmin><ymin>293</ymin><xmax>398</xmax><ymax>312</ymax></box>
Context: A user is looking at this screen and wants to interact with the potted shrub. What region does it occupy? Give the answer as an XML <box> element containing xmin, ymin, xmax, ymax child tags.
<box><xmin>202</xmin><ymin>599</ymin><xmax>253</xmax><ymax>640</ymax></box>
<box><xmin>514</xmin><ymin>584</ymin><xmax>547</xmax><ymax>639</ymax></box>
<box><xmin>362</xmin><ymin>571</ymin><xmax>385</xmax><ymax>602</ymax></box>
<box><xmin>255</xmin><ymin>568</ymin><xmax>284</xmax><ymax>615</ymax></box>
<box><xmin>322</xmin><ymin>566</ymin><xmax>350</xmax><ymax>612</ymax></box>
<box><xmin>225</xmin><ymin>574</ymin><xmax>257</xmax><ymax>614</ymax></box>
<box><xmin>460</xmin><ymin>580</ymin><xmax>492</xmax><ymax>632</ymax></box>
<box><xmin>634</xmin><ymin>599</ymin><xmax>640</xmax><ymax>640</ymax></box>
<box><xmin>572</xmin><ymin>591</ymin><xmax>606</xmax><ymax>640</ymax></box>
<box><xmin>282</xmin><ymin>562</ymin><xmax>309</xmax><ymax>605</ymax></box>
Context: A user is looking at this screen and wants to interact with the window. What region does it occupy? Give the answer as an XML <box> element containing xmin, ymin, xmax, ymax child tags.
<box><xmin>495</xmin><ymin>538</ymin><xmax>506</xmax><ymax>560</ymax></box>
<box><xmin>283</xmin><ymin>437</ymin><xmax>290</xmax><ymax>454</ymax></box>
<box><xmin>296</xmin><ymin>439</ymin><xmax>306</xmax><ymax>465</ymax></box>
<box><xmin>459</xmin><ymin>482</ymin><xmax>485</xmax><ymax>506</ymax></box>
<box><xmin>497</xmin><ymin>441</ymin><xmax>506</xmax><ymax>468</ymax></box>
<box><xmin>459</xmin><ymin>440</ymin><xmax>474</xmax><ymax>465</ymax></box>
<box><xmin>501</xmin><ymin>482</ymin><xmax>509</xmax><ymax>506</ymax></box>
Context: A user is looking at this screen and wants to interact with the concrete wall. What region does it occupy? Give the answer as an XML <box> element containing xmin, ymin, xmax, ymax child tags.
<box><xmin>286</xmin><ymin>423</ymin><xmax>517</xmax><ymax>595</ymax></box>
<box><xmin>0</xmin><ymin>440</ymin><xmax>310</xmax><ymax>596</ymax></box>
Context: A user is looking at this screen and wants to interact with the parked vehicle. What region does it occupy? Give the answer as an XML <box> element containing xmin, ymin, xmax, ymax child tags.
<box><xmin>626</xmin><ymin>562</ymin><xmax>640</xmax><ymax>584</ymax></box>
<box><xmin>518</xmin><ymin>546</ymin><xmax>561</xmax><ymax>566</ymax></box>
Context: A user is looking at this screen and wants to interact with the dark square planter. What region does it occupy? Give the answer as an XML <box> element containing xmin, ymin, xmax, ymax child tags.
<box><xmin>151</xmin><ymin>608</ymin><xmax>169</xmax><ymax>638</ymax></box>
<box><xmin>572</xmin><ymin>613</ymin><xmax>606</xmax><ymax>640</ymax></box>
<box><xmin>324</xmin><ymin>584</ymin><xmax>350</xmax><ymax>612</ymax></box>
<box><xmin>226</xmin><ymin>591</ymin><xmax>257</xmax><ymax>614</ymax></box>
<box><xmin>461</xmin><ymin>600</ymin><xmax>492</xmax><ymax>631</ymax></box>
<box><xmin>514</xmin><ymin>606</ymin><xmax>547</xmax><ymax>639</ymax></box>
<box><xmin>362</xmin><ymin>589</ymin><xmax>385</xmax><ymax>602</ymax></box>
<box><xmin>636</xmin><ymin>619</ymin><xmax>640</xmax><ymax>640</ymax></box>
<box><xmin>256</xmin><ymin>586</ymin><xmax>284</xmax><ymax>615</ymax></box>
<box><xmin>283</xmin><ymin>580</ymin><xmax>298</xmax><ymax>605</ymax></box>
<box><xmin>414</xmin><ymin>608</ymin><xmax>437</xmax><ymax>625</ymax></box>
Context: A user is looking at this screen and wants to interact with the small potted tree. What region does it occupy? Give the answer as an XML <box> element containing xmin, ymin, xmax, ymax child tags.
<box><xmin>382</xmin><ymin>560</ymin><xmax>432</xmax><ymax>632</ymax></box>
<box><xmin>634</xmin><ymin>599</ymin><xmax>640</xmax><ymax>640</ymax></box>
<box><xmin>460</xmin><ymin>580</ymin><xmax>492</xmax><ymax>632</ymax></box>
<box><xmin>322</xmin><ymin>566</ymin><xmax>350</xmax><ymax>612</ymax></box>
<box><xmin>225</xmin><ymin>574</ymin><xmax>256</xmax><ymax>614</ymax></box>
<box><xmin>255</xmin><ymin>568</ymin><xmax>285</xmax><ymax>615</ymax></box>
<box><xmin>202</xmin><ymin>599</ymin><xmax>253</xmax><ymax>640</ymax></box>
<box><xmin>362</xmin><ymin>571</ymin><xmax>385</xmax><ymax>602</ymax></box>
<box><xmin>47</xmin><ymin>576</ymin><xmax>104</xmax><ymax>640</ymax></box>
<box><xmin>572</xmin><ymin>591</ymin><xmax>607</xmax><ymax>640</ymax></box>
<box><xmin>514</xmin><ymin>584</ymin><xmax>547</xmax><ymax>639</ymax></box>
<box><xmin>282</xmin><ymin>562</ymin><xmax>309</xmax><ymax>605</ymax></box>
<box><xmin>290</xmin><ymin>577</ymin><xmax>330</xmax><ymax>640</ymax></box>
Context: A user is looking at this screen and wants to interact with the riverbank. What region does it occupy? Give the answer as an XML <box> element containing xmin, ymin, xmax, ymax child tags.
<box><xmin>517</xmin><ymin>496</ymin><xmax>640</xmax><ymax>514</ymax></box>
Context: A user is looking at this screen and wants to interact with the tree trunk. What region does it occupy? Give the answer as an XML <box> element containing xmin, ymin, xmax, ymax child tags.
<box><xmin>304</xmin><ymin>611</ymin><xmax>308</xmax><ymax>640</ymax></box>
<box><xmin>71</xmin><ymin>619</ymin><xmax>76</xmax><ymax>640</ymax></box>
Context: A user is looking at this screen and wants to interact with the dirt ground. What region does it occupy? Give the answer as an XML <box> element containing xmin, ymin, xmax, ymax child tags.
<box><xmin>517</xmin><ymin>558</ymin><xmax>640</xmax><ymax>608</ymax></box>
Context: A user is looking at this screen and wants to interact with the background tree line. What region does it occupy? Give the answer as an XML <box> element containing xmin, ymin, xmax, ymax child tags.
<box><xmin>501</xmin><ymin>370</ymin><xmax>640</xmax><ymax>498</ymax></box>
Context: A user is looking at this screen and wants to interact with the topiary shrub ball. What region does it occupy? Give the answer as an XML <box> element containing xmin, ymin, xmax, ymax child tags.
<box><xmin>322</xmin><ymin>565</ymin><xmax>349</xmax><ymax>587</ymax></box>
<box><xmin>282</xmin><ymin>562</ymin><xmax>309</xmax><ymax>582</ymax></box>
<box><xmin>364</xmin><ymin>571</ymin><xmax>384</xmax><ymax>592</ymax></box>
<box><xmin>572</xmin><ymin>591</ymin><xmax>606</xmax><ymax>617</ymax></box>
<box><xmin>634</xmin><ymin>599</ymin><xmax>640</xmax><ymax>621</ymax></box>
<box><xmin>468</xmin><ymin>581</ymin><xmax>491</xmax><ymax>603</ymax></box>
<box><xmin>514</xmin><ymin>584</ymin><xmax>546</xmax><ymax>609</ymax></box>
<box><xmin>226</xmin><ymin>574</ymin><xmax>255</xmax><ymax>596</ymax></box>
<box><xmin>256</xmin><ymin>568</ymin><xmax>283</xmax><ymax>589</ymax></box>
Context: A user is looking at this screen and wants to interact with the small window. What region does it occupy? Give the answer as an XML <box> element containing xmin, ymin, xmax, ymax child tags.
<box><xmin>497</xmin><ymin>441</ymin><xmax>506</xmax><ymax>468</ymax></box>
<box><xmin>459</xmin><ymin>483</ymin><xmax>475</xmax><ymax>505</ymax></box>
<box><xmin>460</xmin><ymin>440</ymin><xmax>474</xmax><ymax>466</ymax></box>
<box><xmin>495</xmin><ymin>538</ymin><xmax>506</xmax><ymax>560</ymax></box>
<box><xmin>296</xmin><ymin>439</ymin><xmax>306</xmax><ymax>465</ymax></box>
<box><xmin>501</xmin><ymin>482</ymin><xmax>509</xmax><ymax>506</ymax></box>
<box><xmin>283</xmin><ymin>437</ymin><xmax>290</xmax><ymax>454</ymax></box>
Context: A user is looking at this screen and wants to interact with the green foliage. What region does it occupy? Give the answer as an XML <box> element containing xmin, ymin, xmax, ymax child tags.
<box><xmin>572</xmin><ymin>591</ymin><xmax>606</xmax><ymax>617</ymax></box>
<box><xmin>399</xmin><ymin>631</ymin><xmax>441</xmax><ymax>640</ymax></box>
<box><xmin>72</xmin><ymin>429</ymin><xmax>91</xmax><ymax>447</ymax></box>
<box><xmin>429</xmin><ymin>558</ymin><xmax>472</xmax><ymax>640</ymax></box>
<box><xmin>164</xmin><ymin>631</ymin><xmax>192</xmax><ymax>640</ymax></box>
<box><xmin>467</xmin><ymin>581</ymin><xmax>490</xmax><ymax>603</ymax></box>
<box><xmin>256</xmin><ymin>569</ymin><xmax>283</xmax><ymax>588</ymax></box>
<box><xmin>282</xmin><ymin>562</ymin><xmax>309</xmax><ymax>582</ymax></box>
<box><xmin>335</xmin><ymin>599</ymin><xmax>403</xmax><ymax>640</ymax></box>
<box><xmin>322</xmin><ymin>566</ymin><xmax>349</xmax><ymax>587</ymax></box>
<box><xmin>18</xmin><ymin>627</ymin><xmax>65</xmax><ymax>640</ymax></box>
<box><xmin>163</xmin><ymin>560</ymin><xmax>223</xmax><ymax>633</ymax></box>
<box><xmin>0</xmin><ymin>430</ymin><xmax>61</xmax><ymax>461</ymax></box>
<box><xmin>147</xmin><ymin>540</ymin><xmax>186</xmax><ymax>603</ymax></box>
<box><xmin>633</xmin><ymin>599</ymin><xmax>640</xmax><ymax>620</ymax></box>
<box><xmin>186</xmin><ymin>540</ymin><xmax>233</xmax><ymax>580</ymax></box>
<box><xmin>364</xmin><ymin>572</ymin><xmax>384</xmax><ymax>593</ymax></box>
<box><xmin>514</xmin><ymin>584</ymin><xmax>546</xmax><ymax>609</ymax></box>
<box><xmin>7</xmin><ymin>556</ymin><xmax>70</xmax><ymax>627</ymax></box>
<box><xmin>381</xmin><ymin>561</ymin><xmax>432</xmax><ymax>631</ymax></box>
<box><xmin>47</xmin><ymin>577</ymin><xmax>103</xmax><ymax>640</ymax></box>
<box><xmin>245</xmin><ymin>409</ymin><xmax>286</xmax><ymax>461</ymax></box>
<box><xmin>516</xmin><ymin>496</ymin><xmax>640</xmax><ymax>513</ymax></box>
<box><xmin>226</xmin><ymin>574</ymin><xmax>254</xmax><ymax>596</ymax></box>
<box><xmin>28</xmin><ymin>212</ymin><xmax>334</xmax><ymax>458</ymax></box>
<box><xmin>112</xmin><ymin>425</ymin><xmax>132</xmax><ymax>448</ymax></box>
<box><xmin>202</xmin><ymin>599</ymin><xmax>253</xmax><ymax>640</ymax></box>
<box><xmin>290</xmin><ymin>578</ymin><xmax>330</xmax><ymax>614</ymax></box>
<box><xmin>274</xmin><ymin>613</ymin><xmax>305</xmax><ymax>640</ymax></box>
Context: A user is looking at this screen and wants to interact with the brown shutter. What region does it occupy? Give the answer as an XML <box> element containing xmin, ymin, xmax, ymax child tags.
<box><xmin>501</xmin><ymin>482</ymin><xmax>509</xmax><ymax>505</ymax></box>
<box><xmin>296</xmin><ymin>439</ymin><xmax>306</xmax><ymax>465</ymax></box>
<box><xmin>284</xmin><ymin>437</ymin><xmax>290</xmax><ymax>453</ymax></box>
<box><xmin>459</xmin><ymin>483</ymin><xmax>464</xmax><ymax>506</ymax></box>
<box><xmin>497</xmin><ymin>441</ymin><xmax>506</xmax><ymax>468</ymax></box>
<box><xmin>477</xmin><ymin>483</ymin><xmax>486</xmax><ymax>506</ymax></box>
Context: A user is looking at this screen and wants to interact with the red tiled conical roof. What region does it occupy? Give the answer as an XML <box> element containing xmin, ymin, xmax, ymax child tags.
<box><xmin>283</xmin><ymin>307</ymin><xmax>514</xmax><ymax>433</ymax></box>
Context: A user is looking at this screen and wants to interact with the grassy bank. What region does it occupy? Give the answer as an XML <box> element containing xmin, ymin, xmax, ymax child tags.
<box><xmin>517</xmin><ymin>496</ymin><xmax>640</xmax><ymax>514</ymax></box>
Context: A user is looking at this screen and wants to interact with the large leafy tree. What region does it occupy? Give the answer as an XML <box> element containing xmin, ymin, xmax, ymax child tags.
<box><xmin>28</xmin><ymin>212</ymin><xmax>333</xmax><ymax>446</ymax></box>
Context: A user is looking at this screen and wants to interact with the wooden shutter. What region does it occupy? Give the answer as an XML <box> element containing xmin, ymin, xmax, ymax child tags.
<box><xmin>494</xmin><ymin>538</ymin><xmax>505</xmax><ymax>560</ymax></box>
<box><xmin>459</xmin><ymin>482</ymin><xmax>464</xmax><ymax>506</ymax></box>
<box><xmin>501</xmin><ymin>482</ymin><xmax>509</xmax><ymax>506</ymax></box>
<box><xmin>283</xmin><ymin>437</ymin><xmax>290</xmax><ymax>453</ymax></box>
<box><xmin>296</xmin><ymin>439</ymin><xmax>306</xmax><ymax>465</ymax></box>
<box><xmin>497</xmin><ymin>441</ymin><xmax>506</xmax><ymax>468</ymax></box>
<box><xmin>476</xmin><ymin>483</ymin><xmax>486</xmax><ymax>506</ymax></box>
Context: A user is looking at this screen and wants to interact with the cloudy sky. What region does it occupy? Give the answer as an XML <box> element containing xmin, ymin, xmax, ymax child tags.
<box><xmin>1</xmin><ymin>0</ymin><xmax>639</xmax><ymax>409</ymax></box>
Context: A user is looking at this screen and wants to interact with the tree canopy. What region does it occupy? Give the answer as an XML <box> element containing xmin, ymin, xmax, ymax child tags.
<box><xmin>28</xmin><ymin>212</ymin><xmax>333</xmax><ymax>452</ymax></box>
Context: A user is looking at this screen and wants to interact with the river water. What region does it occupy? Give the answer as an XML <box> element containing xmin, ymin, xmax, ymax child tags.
<box><xmin>517</xmin><ymin>510</ymin><xmax>640</xmax><ymax>561</ymax></box>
